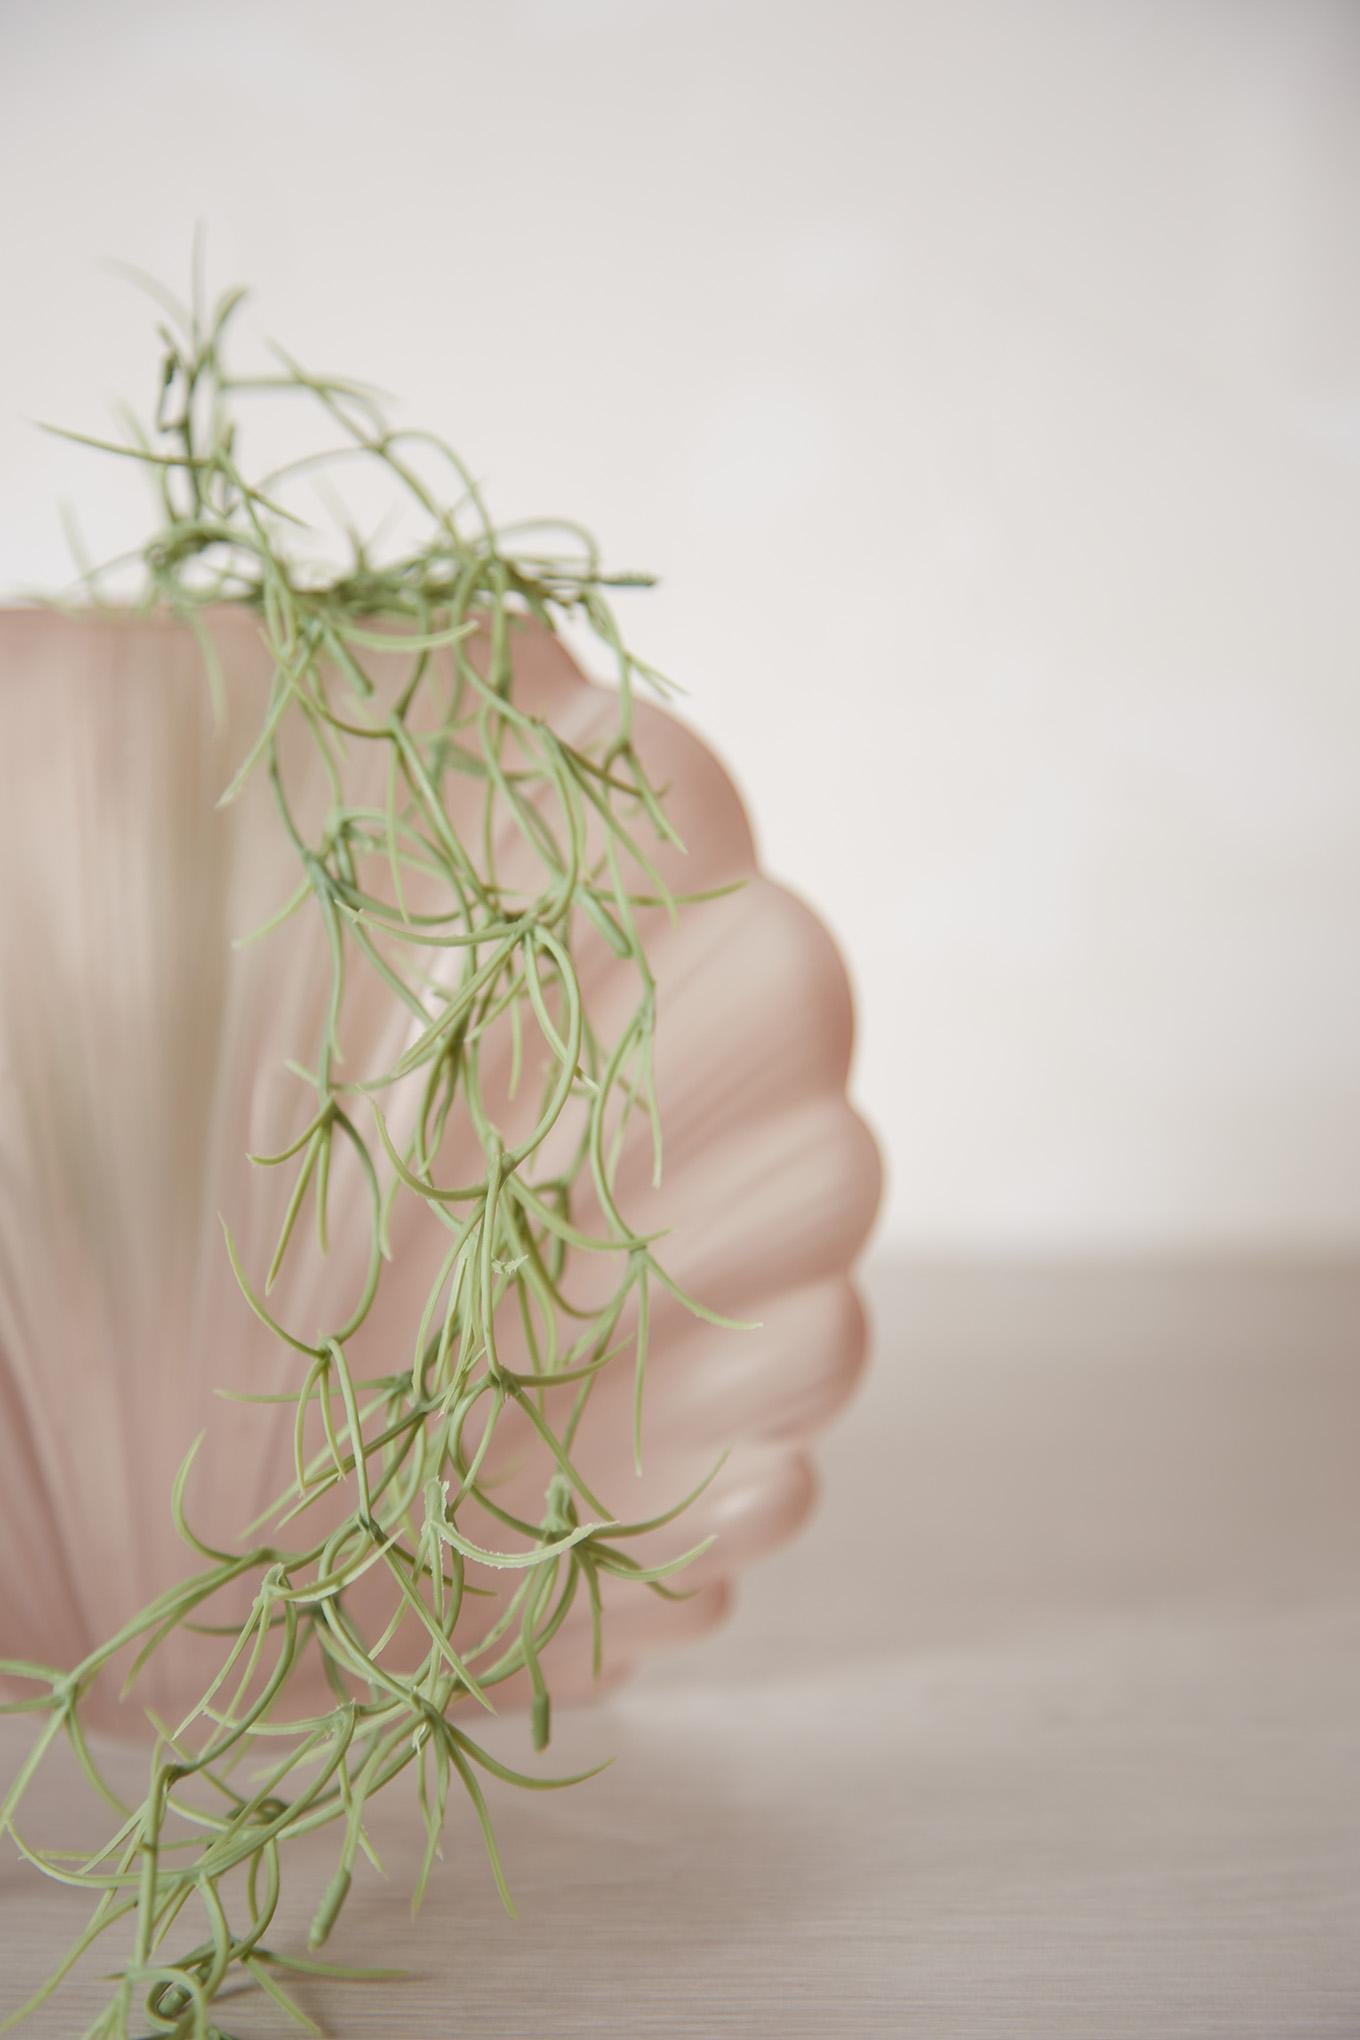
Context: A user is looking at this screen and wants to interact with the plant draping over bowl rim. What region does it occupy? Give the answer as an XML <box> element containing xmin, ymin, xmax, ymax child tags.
<box><xmin>0</xmin><ymin>269</ymin><xmax>765</xmax><ymax>2039</ymax></box>
<box><xmin>0</xmin><ymin>262</ymin><xmax>880</xmax><ymax>2040</ymax></box>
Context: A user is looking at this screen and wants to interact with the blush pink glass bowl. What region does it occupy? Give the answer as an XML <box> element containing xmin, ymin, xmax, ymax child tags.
<box><xmin>0</xmin><ymin>607</ymin><xmax>880</xmax><ymax>1730</ymax></box>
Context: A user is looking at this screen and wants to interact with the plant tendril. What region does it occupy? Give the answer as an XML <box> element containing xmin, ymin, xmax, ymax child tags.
<box><xmin>2</xmin><ymin>265</ymin><xmax>733</xmax><ymax>2039</ymax></box>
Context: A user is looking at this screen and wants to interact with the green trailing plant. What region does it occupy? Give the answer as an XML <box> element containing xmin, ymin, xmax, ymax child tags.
<box><xmin>0</xmin><ymin>264</ymin><xmax>744</xmax><ymax>2038</ymax></box>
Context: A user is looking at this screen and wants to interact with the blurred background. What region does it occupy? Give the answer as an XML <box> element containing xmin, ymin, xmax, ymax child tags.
<box><xmin>5</xmin><ymin>0</ymin><xmax>1360</xmax><ymax>1259</ymax></box>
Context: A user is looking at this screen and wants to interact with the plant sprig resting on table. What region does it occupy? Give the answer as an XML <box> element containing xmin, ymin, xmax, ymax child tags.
<box><xmin>0</xmin><ymin>263</ymin><xmax>745</xmax><ymax>2039</ymax></box>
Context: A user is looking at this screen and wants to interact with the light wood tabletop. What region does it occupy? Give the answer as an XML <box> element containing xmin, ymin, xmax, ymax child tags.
<box><xmin>4</xmin><ymin>1258</ymin><xmax>1359</xmax><ymax>2036</ymax></box>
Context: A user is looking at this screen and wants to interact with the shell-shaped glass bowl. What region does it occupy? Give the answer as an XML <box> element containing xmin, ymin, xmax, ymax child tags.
<box><xmin>0</xmin><ymin>608</ymin><xmax>881</xmax><ymax>1728</ymax></box>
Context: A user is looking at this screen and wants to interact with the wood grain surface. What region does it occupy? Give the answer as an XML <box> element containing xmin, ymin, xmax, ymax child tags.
<box><xmin>4</xmin><ymin>1258</ymin><xmax>1359</xmax><ymax>2037</ymax></box>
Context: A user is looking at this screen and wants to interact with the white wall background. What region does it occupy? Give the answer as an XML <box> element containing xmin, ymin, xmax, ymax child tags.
<box><xmin>3</xmin><ymin>0</ymin><xmax>1359</xmax><ymax>1253</ymax></box>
